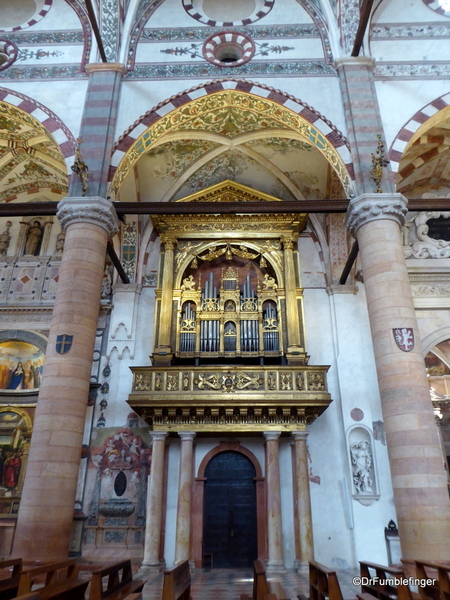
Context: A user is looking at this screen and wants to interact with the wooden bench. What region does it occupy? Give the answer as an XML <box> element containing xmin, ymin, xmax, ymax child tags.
<box><xmin>359</xmin><ymin>561</ymin><xmax>420</xmax><ymax>600</ymax></box>
<box><xmin>0</xmin><ymin>557</ymin><xmax>22</xmax><ymax>599</ymax></box>
<box><xmin>415</xmin><ymin>560</ymin><xmax>450</xmax><ymax>600</ymax></box>
<box><xmin>308</xmin><ymin>560</ymin><xmax>349</xmax><ymax>600</ymax></box>
<box><xmin>11</xmin><ymin>594</ymin><xmax>41</xmax><ymax>600</ymax></box>
<box><xmin>89</xmin><ymin>560</ymin><xmax>146</xmax><ymax>600</ymax></box>
<box><xmin>17</xmin><ymin>558</ymin><xmax>88</xmax><ymax>600</ymax></box>
<box><xmin>161</xmin><ymin>561</ymin><xmax>191</xmax><ymax>600</ymax></box>
<box><xmin>240</xmin><ymin>560</ymin><xmax>289</xmax><ymax>600</ymax></box>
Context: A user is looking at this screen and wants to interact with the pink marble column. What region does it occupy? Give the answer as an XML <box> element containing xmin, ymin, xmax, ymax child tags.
<box><xmin>141</xmin><ymin>431</ymin><xmax>168</xmax><ymax>571</ymax></box>
<box><xmin>174</xmin><ymin>431</ymin><xmax>196</xmax><ymax>564</ymax></box>
<box><xmin>292</xmin><ymin>432</ymin><xmax>314</xmax><ymax>567</ymax></box>
<box><xmin>13</xmin><ymin>197</ymin><xmax>119</xmax><ymax>560</ymax></box>
<box><xmin>264</xmin><ymin>431</ymin><xmax>285</xmax><ymax>573</ymax></box>
<box><xmin>346</xmin><ymin>193</ymin><xmax>450</xmax><ymax>561</ymax></box>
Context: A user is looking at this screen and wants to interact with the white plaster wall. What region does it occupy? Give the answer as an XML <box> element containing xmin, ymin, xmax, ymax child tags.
<box><xmin>0</xmin><ymin>80</ymin><xmax>88</xmax><ymax>142</ymax></box>
<box><xmin>31</xmin><ymin>0</ymin><xmax>83</xmax><ymax>30</ymax></box>
<box><xmin>372</xmin><ymin>0</ymin><xmax>448</xmax><ymax>23</ymax></box>
<box><xmin>116</xmin><ymin>77</ymin><xmax>347</xmax><ymax>145</ymax></box>
<box><xmin>417</xmin><ymin>308</ymin><xmax>450</xmax><ymax>355</ymax></box>
<box><xmin>375</xmin><ymin>80</ymin><xmax>450</xmax><ymax>152</ymax></box>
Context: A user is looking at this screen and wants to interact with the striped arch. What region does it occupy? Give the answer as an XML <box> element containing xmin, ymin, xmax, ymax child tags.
<box><xmin>0</xmin><ymin>87</ymin><xmax>76</xmax><ymax>170</ymax></box>
<box><xmin>388</xmin><ymin>91</ymin><xmax>450</xmax><ymax>176</ymax></box>
<box><xmin>109</xmin><ymin>78</ymin><xmax>353</xmax><ymax>194</ymax></box>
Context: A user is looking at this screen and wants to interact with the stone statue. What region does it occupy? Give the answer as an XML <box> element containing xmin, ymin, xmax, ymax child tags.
<box><xmin>101</xmin><ymin>263</ymin><xmax>112</xmax><ymax>298</ymax></box>
<box><xmin>25</xmin><ymin>221</ymin><xmax>43</xmax><ymax>255</ymax></box>
<box><xmin>350</xmin><ymin>440</ymin><xmax>373</xmax><ymax>494</ymax></box>
<box><xmin>53</xmin><ymin>232</ymin><xmax>65</xmax><ymax>255</ymax></box>
<box><xmin>0</xmin><ymin>221</ymin><xmax>12</xmax><ymax>257</ymax></box>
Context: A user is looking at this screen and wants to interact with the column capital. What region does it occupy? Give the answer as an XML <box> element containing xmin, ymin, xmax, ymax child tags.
<box><xmin>334</xmin><ymin>57</ymin><xmax>375</xmax><ymax>71</ymax></box>
<box><xmin>292</xmin><ymin>431</ymin><xmax>309</xmax><ymax>441</ymax></box>
<box><xmin>85</xmin><ymin>62</ymin><xmax>127</xmax><ymax>75</ymax></box>
<box><xmin>345</xmin><ymin>193</ymin><xmax>408</xmax><ymax>238</ymax></box>
<box><xmin>178</xmin><ymin>431</ymin><xmax>196</xmax><ymax>441</ymax></box>
<box><xmin>263</xmin><ymin>431</ymin><xmax>281</xmax><ymax>441</ymax></box>
<box><xmin>57</xmin><ymin>197</ymin><xmax>120</xmax><ymax>238</ymax></box>
<box><xmin>281</xmin><ymin>236</ymin><xmax>295</xmax><ymax>250</ymax></box>
<box><xmin>160</xmin><ymin>235</ymin><xmax>176</xmax><ymax>250</ymax></box>
<box><xmin>150</xmin><ymin>431</ymin><xmax>168</xmax><ymax>443</ymax></box>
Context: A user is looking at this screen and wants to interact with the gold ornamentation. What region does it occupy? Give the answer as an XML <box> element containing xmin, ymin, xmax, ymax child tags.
<box><xmin>262</xmin><ymin>274</ymin><xmax>277</xmax><ymax>290</ymax></box>
<box><xmin>296</xmin><ymin>373</ymin><xmax>304</xmax><ymax>390</ymax></box>
<box><xmin>201</xmin><ymin>298</ymin><xmax>219</xmax><ymax>311</ymax></box>
<box><xmin>167</xmin><ymin>374</ymin><xmax>179</xmax><ymax>391</ymax></box>
<box><xmin>282</xmin><ymin>236</ymin><xmax>294</xmax><ymax>250</ymax></box>
<box><xmin>195</xmin><ymin>373</ymin><xmax>221</xmax><ymax>390</ymax></box>
<box><xmin>280</xmin><ymin>372</ymin><xmax>293</xmax><ymax>390</ymax></box>
<box><xmin>162</xmin><ymin>237</ymin><xmax>175</xmax><ymax>251</ymax></box>
<box><xmin>155</xmin><ymin>373</ymin><xmax>162</xmax><ymax>391</ymax></box>
<box><xmin>263</xmin><ymin>318</ymin><xmax>278</xmax><ymax>331</ymax></box>
<box><xmin>232</xmin><ymin>245</ymin><xmax>259</xmax><ymax>260</ymax></box>
<box><xmin>175</xmin><ymin>241</ymin><xmax>202</xmax><ymax>272</ymax></box>
<box><xmin>268</xmin><ymin>372</ymin><xmax>276</xmax><ymax>390</ymax></box>
<box><xmin>71</xmin><ymin>138</ymin><xmax>90</xmax><ymax>196</ymax></box>
<box><xmin>134</xmin><ymin>373</ymin><xmax>151</xmax><ymax>391</ymax></box>
<box><xmin>110</xmin><ymin>92</ymin><xmax>352</xmax><ymax>197</ymax></box>
<box><xmin>308</xmin><ymin>372</ymin><xmax>325</xmax><ymax>391</ymax></box>
<box><xmin>181</xmin><ymin>275</ymin><xmax>196</xmax><ymax>290</ymax></box>
<box><xmin>241</xmin><ymin>298</ymin><xmax>258</xmax><ymax>311</ymax></box>
<box><xmin>182</xmin><ymin>373</ymin><xmax>190</xmax><ymax>390</ymax></box>
<box><xmin>180</xmin><ymin>318</ymin><xmax>196</xmax><ymax>332</ymax></box>
<box><xmin>370</xmin><ymin>134</ymin><xmax>389</xmax><ymax>194</ymax></box>
<box><xmin>198</xmin><ymin>245</ymin><xmax>226</xmax><ymax>261</ymax></box>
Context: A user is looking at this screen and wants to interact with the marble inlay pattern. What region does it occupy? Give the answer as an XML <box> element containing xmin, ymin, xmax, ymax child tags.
<box><xmin>371</xmin><ymin>22</ymin><xmax>450</xmax><ymax>38</ymax></box>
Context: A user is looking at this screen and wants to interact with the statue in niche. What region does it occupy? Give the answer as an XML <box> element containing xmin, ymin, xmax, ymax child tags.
<box><xmin>350</xmin><ymin>440</ymin><xmax>373</xmax><ymax>494</ymax></box>
<box><xmin>53</xmin><ymin>232</ymin><xmax>65</xmax><ymax>255</ymax></box>
<box><xmin>0</xmin><ymin>221</ymin><xmax>12</xmax><ymax>256</ymax></box>
<box><xmin>24</xmin><ymin>221</ymin><xmax>43</xmax><ymax>256</ymax></box>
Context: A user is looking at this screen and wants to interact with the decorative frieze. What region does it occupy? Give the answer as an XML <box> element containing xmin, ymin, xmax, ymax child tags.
<box><xmin>371</xmin><ymin>23</ymin><xmax>450</xmax><ymax>38</ymax></box>
<box><xmin>374</xmin><ymin>62</ymin><xmax>450</xmax><ymax>79</ymax></box>
<box><xmin>129</xmin><ymin>365</ymin><xmax>331</xmax><ymax>432</ymax></box>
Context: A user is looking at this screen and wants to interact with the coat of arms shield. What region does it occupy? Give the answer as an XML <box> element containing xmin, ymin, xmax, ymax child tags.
<box><xmin>56</xmin><ymin>334</ymin><xmax>73</xmax><ymax>354</ymax></box>
<box><xmin>392</xmin><ymin>328</ymin><xmax>414</xmax><ymax>352</ymax></box>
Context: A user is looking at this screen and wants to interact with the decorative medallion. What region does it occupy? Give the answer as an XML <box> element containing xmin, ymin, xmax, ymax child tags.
<box><xmin>350</xmin><ymin>408</ymin><xmax>364</xmax><ymax>422</ymax></box>
<box><xmin>393</xmin><ymin>328</ymin><xmax>414</xmax><ymax>352</ymax></box>
<box><xmin>55</xmin><ymin>334</ymin><xmax>73</xmax><ymax>355</ymax></box>
<box><xmin>0</xmin><ymin>39</ymin><xmax>18</xmax><ymax>72</ymax></box>
<box><xmin>202</xmin><ymin>31</ymin><xmax>255</xmax><ymax>68</ymax></box>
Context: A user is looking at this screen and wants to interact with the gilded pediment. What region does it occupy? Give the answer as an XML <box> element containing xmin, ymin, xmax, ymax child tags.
<box><xmin>175</xmin><ymin>180</ymin><xmax>284</xmax><ymax>203</ymax></box>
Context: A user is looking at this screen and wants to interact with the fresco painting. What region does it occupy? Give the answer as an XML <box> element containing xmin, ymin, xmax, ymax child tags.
<box><xmin>0</xmin><ymin>341</ymin><xmax>45</xmax><ymax>391</ymax></box>
<box><xmin>0</xmin><ymin>411</ymin><xmax>27</xmax><ymax>498</ymax></box>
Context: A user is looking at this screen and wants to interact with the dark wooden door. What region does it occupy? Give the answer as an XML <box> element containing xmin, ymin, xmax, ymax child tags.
<box><xmin>203</xmin><ymin>451</ymin><xmax>258</xmax><ymax>568</ymax></box>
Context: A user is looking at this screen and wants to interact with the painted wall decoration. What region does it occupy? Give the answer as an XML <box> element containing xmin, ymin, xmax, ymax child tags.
<box><xmin>0</xmin><ymin>412</ymin><xmax>26</xmax><ymax>498</ymax></box>
<box><xmin>0</xmin><ymin>340</ymin><xmax>45</xmax><ymax>391</ymax></box>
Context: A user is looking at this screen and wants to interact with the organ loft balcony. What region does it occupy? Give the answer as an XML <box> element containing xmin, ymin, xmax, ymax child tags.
<box><xmin>127</xmin><ymin>181</ymin><xmax>333</xmax><ymax>431</ymax></box>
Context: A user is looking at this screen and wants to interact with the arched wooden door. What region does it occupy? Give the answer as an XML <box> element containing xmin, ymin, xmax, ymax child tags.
<box><xmin>203</xmin><ymin>450</ymin><xmax>258</xmax><ymax>568</ymax></box>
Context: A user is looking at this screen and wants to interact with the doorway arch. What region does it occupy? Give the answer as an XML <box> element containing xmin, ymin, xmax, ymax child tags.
<box><xmin>192</xmin><ymin>442</ymin><xmax>266</xmax><ymax>567</ymax></box>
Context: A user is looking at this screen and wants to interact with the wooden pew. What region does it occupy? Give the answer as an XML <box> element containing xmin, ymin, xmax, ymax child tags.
<box><xmin>359</xmin><ymin>561</ymin><xmax>420</xmax><ymax>600</ymax></box>
<box><xmin>161</xmin><ymin>561</ymin><xmax>191</xmax><ymax>600</ymax></box>
<box><xmin>0</xmin><ymin>557</ymin><xmax>22</xmax><ymax>599</ymax></box>
<box><xmin>415</xmin><ymin>560</ymin><xmax>450</xmax><ymax>600</ymax></box>
<box><xmin>241</xmin><ymin>560</ymin><xmax>289</xmax><ymax>600</ymax></box>
<box><xmin>17</xmin><ymin>559</ymin><xmax>88</xmax><ymax>600</ymax></box>
<box><xmin>89</xmin><ymin>560</ymin><xmax>146</xmax><ymax>600</ymax></box>
<box><xmin>11</xmin><ymin>594</ymin><xmax>41</xmax><ymax>600</ymax></box>
<box><xmin>308</xmin><ymin>560</ymin><xmax>348</xmax><ymax>600</ymax></box>
<box><xmin>124</xmin><ymin>595</ymin><xmax>143</xmax><ymax>600</ymax></box>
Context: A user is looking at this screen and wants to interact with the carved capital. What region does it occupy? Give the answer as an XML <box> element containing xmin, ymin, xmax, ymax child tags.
<box><xmin>150</xmin><ymin>431</ymin><xmax>168</xmax><ymax>443</ymax></box>
<box><xmin>57</xmin><ymin>197</ymin><xmax>120</xmax><ymax>238</ymax></box>
<box><xmin>291</xmin><ymin>431</ymin><xmax>309</xmax><ymax>442</ymax></box>
<box><xmin>160</xmin><ymin>235</ymin><xmax>176</xmax><ymax>251</ymax></box>
<box><xmin>178</xmin><ymin>431</ymin><xmax>196</xmax><ymax>442</ymax></box>
<box><xmin>281</xmin><ymin>236</ymin><xmax>294</xmax><ymax>250</ymax></box>
<box><xmin>345</xmin><ymin>193</ymin><xmax>408</xmax><ymax>238</ymax></box>
<box><xmin>334</xmin><ymin>57</ymin><xmax>376</xmax><ymax>71</ymax></box>
<box><xmin>263</xmin><ymin>431</ymin><xmax>281</xmax><ymax>441</ymax></box>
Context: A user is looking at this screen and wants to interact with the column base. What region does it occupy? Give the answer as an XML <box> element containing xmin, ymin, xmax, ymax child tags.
<box><xmin>265</xmin><ymin>561</ymin><xmax>287</xmax><ymax>575</ymax></box>
<box><xmin>152</xmin><ymin>349</ymin><xmax>173</xmax><ymax>366</ymax></box>
<box><xmin>286</xmin><ymin>349</ymin><xmax>309</xmax><ymax>366</ymax></box>
<box><xmin>294</xmin><ymin>561</ymin><xmax>310</xmax><ymax>575</ymax></box>
<box><xmin>138</xmin><ymin>560</ymin><xmax>166</xmax><ymax>576</ymax></box>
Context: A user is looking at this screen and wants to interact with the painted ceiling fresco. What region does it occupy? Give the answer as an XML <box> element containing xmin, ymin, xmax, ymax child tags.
<box><xmin>125</xmin><ymin>133</ymin><xmax>340</xmax><ymax>203</ymax></box>
<box><xmin>0</xmin><ymin>102</ymin><xmax>68</xmax><ymax>203</ymax></box>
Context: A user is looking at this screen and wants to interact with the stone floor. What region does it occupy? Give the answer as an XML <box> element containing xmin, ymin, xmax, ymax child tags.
<box><xmin>138</xmin><ymin>567</ymin><xmax>360</xmax><ymax>600</ymax></box>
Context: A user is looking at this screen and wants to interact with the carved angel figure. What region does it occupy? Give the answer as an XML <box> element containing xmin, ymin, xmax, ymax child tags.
<box><xmin>350</xmin><ymin>440</ymin><xmax>373</xmax><ymax>494</ymax></box>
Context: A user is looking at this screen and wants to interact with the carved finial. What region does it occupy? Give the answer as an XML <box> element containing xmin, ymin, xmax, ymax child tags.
<box><xmin>71</xmin><ymin>138</ymin><xmax>91</xmax><ymax>196</ymax></box>
<box><xmin>370</xmin><ymin>134</ymin><xmax>389</xmax><ymax>193</ymax></box>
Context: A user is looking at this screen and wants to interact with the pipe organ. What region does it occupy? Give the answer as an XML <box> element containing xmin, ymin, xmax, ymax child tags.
<box><xmin>177</xmin><ymin>268</ymin><xmax>281</xmax><ymax>358</ymax></box>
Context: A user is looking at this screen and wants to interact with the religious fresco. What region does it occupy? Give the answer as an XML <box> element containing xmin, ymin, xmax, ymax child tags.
<box><xmin>0</xmin><ymin>341</ymin><xmax>45</xmax><ymax>391</ymax></box>
<box><xmin>0</xmin><ymin>412</ymin><xmax>26</xmax><ymax>498</ymax></box>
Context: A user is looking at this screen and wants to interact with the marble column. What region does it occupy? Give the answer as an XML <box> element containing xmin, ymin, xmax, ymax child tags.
<box><xmin>292</xmin><ymin>432</ymin><xmax>314</xmax><ymax>567</ymax></box>
<box><xmin>174</xmin><ymin>432</ymin><xmax>196</xmax><ymax>564</ymax></box>
<box><xmin>154</xmin><ymin>236</ymin><xmax>176</xmax><ymax>364</ymax></box>
<box><xmin>264</xmin><ymin>431</ymin><xmax>285</xmax><ymax>573</ymax></box>
<box><xmin>13</xmin><ymin>197</ymin><xmax>119</xmax><ymax>560</ymax></box>
<box><xmin>346</xmin><ymin>193</ymin><xmax>450</xmax><ymax>561</ymax></box>
<box><xmin>141</xmin><ymin>431</ymin><xmax>168</xmax><ymax>570</ymax></box>
<box><xmin>281</xmin><ymin>236</ymin><xmax>303</xmax><ymax>363</ymax></box>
